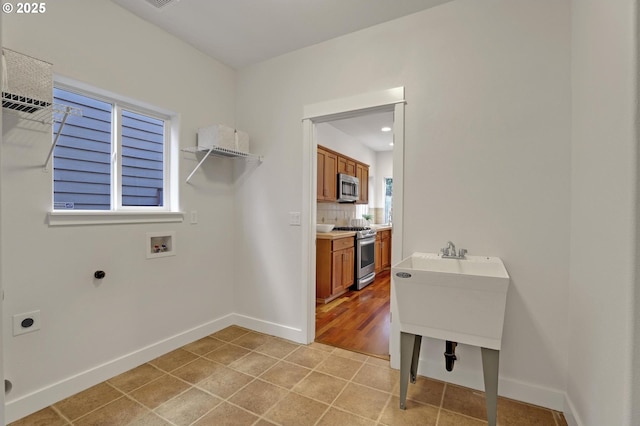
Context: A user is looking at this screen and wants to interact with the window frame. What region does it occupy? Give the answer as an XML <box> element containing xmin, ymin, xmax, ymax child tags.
<box><xmin>48</xmin><ymin>77</ymin><xmax>182</xmax><ymax>226</ymax></box>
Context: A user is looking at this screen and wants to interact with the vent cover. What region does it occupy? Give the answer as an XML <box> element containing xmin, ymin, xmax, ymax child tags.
<box><xmin>2</xmin><ymin>48</ymin><xmax>52</xmax><ymax>113</ymax></box>
<box><xmin>144</xmin><ymin>0</ymin><xmax>177</xmax><ymax>9</ymax></box>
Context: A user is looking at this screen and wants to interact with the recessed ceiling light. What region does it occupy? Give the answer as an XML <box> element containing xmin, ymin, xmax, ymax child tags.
<box><xmin>389</xmin><ymin>142</ymin><xmax>394</xmax><ymax>146</ymax></box>
<box><xmin>381</xmin><ymin>126</ymin><xmax>392</xmax><ymax>132</ymax></box>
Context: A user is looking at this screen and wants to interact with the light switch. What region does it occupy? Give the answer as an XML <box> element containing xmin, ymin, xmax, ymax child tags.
<box><xmin>289</xmin><ymin>211</ymin><xmax>301</xmax><ymax>226</ymax></box>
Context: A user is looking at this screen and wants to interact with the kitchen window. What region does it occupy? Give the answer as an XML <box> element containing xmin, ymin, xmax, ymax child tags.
<box><xmin>48</xmin><ymin>82</ymin><xmax>182</xmax><ymax>225</ymax></box>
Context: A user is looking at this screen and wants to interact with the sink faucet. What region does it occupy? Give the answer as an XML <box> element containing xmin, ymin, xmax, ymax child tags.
<box><xmin>446</xmin><ymin>241</ymin><xmax>455</xmax><ymax>256</ymax></box>
<box><xmin>441</xmin><ymin>241</ymin><xmax>467</xmax><ymax>259</ymax></box>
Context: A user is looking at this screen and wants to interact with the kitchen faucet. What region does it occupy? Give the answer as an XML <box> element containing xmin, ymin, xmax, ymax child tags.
<box><xmin>441</xmin><ymin>241</ymin><xmax>467</xmax><ymax>259</ymax></box>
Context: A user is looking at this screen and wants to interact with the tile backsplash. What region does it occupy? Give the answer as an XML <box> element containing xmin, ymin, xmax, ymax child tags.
<box><xmin>317</xmin><ymin>203</ymin><xmax>369</xmax><ymax>226</ymax></box>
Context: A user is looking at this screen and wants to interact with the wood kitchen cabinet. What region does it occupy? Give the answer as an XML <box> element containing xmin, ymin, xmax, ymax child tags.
<box><xmin>356</xmin><ymin>163</ymin><xmax>368</xmax><ymax>204</ymax></box>
<box><xmin>317</xmin><ymin>147</ymin><xmax>337</xmax><ymax>201</ymax></box>
<box><xmin>338</xmin><ymin>156</ymin><xmax>356</xmax><ymax>176</ymax></box>
<box><xmin>375</xmin><ymin>229</ymin><xmax>392</xmax><ymax>273</ymax></box>
<box><xmin>317</xmin><ymin>145</ymin><xmax>369</xmax><ymax>204</ymax></box>
<box><xmin>316</xmin><ymin>236</ymin><xmax>355</xmax><ymax>303</ymax></box>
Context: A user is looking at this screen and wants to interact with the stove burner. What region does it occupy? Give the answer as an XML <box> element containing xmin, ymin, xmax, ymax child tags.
<box><xmin>333</xmin><ymin>226</ymin><xmax>371</xmax><ymax>231</ymax></box>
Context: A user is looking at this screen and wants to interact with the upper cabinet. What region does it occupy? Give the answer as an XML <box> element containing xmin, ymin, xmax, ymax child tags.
<box><xmin>317</xmin><ymin>147</ymin><xmax>338</xmax><ymax>201</ymax></box>
<box><xmin>318</xmin><ymin>145</ymin><xmax>369</xmax><ymax>204</ymax></box>
<box><xmin>356</xmin><ymin>163</ymin><xmax>368</xmax><ymax>205</ymax></box>
<box><xmin>338</xmin><ymin>156</ymin><xmax>356</xmax><ymax>177</ymax></box>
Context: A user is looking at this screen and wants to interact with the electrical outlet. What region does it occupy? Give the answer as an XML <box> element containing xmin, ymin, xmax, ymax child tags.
<box><xmin>190</xmin><ymin>210</ymin><xmax>198</xmax><ymax>224</ymax></box>
<box><xmin>13</xmin><ymin>310</ymin><xmax>40</xmax><ymax>336</ymax></box>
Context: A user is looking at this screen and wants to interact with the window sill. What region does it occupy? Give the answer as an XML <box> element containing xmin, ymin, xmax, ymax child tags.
<box><xmin>47</xmin><ymin>211</ymin><xmax>185</xmax><ymax>227</ymax></box>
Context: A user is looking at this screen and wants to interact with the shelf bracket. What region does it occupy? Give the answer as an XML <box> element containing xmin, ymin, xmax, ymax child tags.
<box><xmin>43</xmin><ymin>105</ymin><xmax>74</xmax><ymax>171</ymax></box>
<box><xmin>185</xmin><ymin>147</ymin><xmax>215</xmax><ymax>183</ymax></box>
<box><xmin>182</xmin><ymin>145</ymin><xmax>263</xmax><ymax>183</ymax></box>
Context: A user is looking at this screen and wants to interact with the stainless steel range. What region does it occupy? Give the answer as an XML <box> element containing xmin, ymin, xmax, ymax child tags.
<box><xmin>333</xmin><ymin>226</ymin><xmax>377</xmax><ymax>290</ymax></box>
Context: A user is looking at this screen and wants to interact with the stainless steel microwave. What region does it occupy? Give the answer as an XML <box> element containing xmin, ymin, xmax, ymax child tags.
<box><xmin>337</xmin><ymin>173</ymin><xmax>359</xmax><ymax>203</ymax></box>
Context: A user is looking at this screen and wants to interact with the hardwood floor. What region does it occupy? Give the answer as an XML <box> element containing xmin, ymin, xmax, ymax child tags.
<box><xmin>315</xmin><ymin>270</ymin><xmax>390</xmax><ymax>358</ymax></box>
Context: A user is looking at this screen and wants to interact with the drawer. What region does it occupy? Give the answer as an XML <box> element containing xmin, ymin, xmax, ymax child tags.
<box><xmin>332</xmin><ymin>237</ymin><xmax>354</xmax><ymax>251</ymax></box>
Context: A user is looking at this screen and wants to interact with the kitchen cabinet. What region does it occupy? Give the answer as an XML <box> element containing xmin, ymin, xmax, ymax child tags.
<box><xmin>316</xmin><ymin>236</ymin><xmax>355</xmax><ymax>303</ymax></box>
<box><xmin>338</xmin><ymin>156</ymin><xmax>356</xmax><ymax>177</ymax></box>
<box><xmin>317</xmin><ymin>145</ymin><xmax>369</xmax><ymax>204</ymax></box>
<box><xmin>356</xmin><ymin>163</ymin><xmax>368</xmax><ymax>204</ymax></box>
<box><xmin>375</xmin><ymin>229</ymin><xmax>392</xmax><ymax>273</ymax></box>
<box><xmin>317</xmin><ymin>147</ymin><xmax>338</xmax><ymax>201</ymax></box>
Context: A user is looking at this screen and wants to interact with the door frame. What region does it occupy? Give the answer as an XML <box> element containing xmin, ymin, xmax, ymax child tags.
<box><xmin>301</xmin><ymin>87</ymin><xmax>406</xmax><ymax>364</ymax></box>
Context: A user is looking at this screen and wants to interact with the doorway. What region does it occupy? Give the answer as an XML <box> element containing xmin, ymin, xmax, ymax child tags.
<box><xmin>314</xmin><ymin>111</ymin><xmax>394</xmax><ymax>357</ymax></box>
<box><xmin>301</xmin><ymin>87</ymin><xmax>405</xmax><ymax>365</ymax></box>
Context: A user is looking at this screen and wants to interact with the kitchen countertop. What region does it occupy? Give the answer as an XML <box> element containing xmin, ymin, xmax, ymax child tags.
<box><xmin>316</xmin><ymin>230</ymin><xmax>357</xmax><ymax>240</ymax></box>
<box><xmin>370</xmin><ymin>224</ymin><xmax>393</xmax><ymax>231</ymax></box>
<box><xmin>317</xmin><ymin>224</ymin><xmax>392</xmax><ymax>239</ymax></box>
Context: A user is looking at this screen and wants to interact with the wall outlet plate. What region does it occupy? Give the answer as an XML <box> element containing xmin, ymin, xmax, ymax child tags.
<box><xmin>13</xmin><ymin>310</ymin><xmax>40</xmax><ymax>336</ymax></box>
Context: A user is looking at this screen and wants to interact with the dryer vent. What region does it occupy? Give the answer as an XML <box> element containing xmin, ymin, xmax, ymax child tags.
<box><xmin>2</xmin><ymin>48</ymin><xmax>52</xmax><ymax>113</ymax></box>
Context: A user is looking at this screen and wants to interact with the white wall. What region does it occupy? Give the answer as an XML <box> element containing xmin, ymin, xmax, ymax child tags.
<box><xmin>568</xmin><ymin>1</ymin><xmax>637</xmax><ymax>425</ymax></box>
<box><xmin>0</xmin><ymin>8</ymin><xmax>6</xmax><ymax>424</ymax></box>
<box><xmin>375</xmin><ymin>151</ymin><xmax>393</xmax><ymax>210</ymax></box>
<box><xmin>2</xmin><ymin>2</ymin><xmax>237</xmax><ymax>421</ymax></box>
<box><xmin>236</xmin><ymin>0</ymin><xmax>571</xmax><ymax>410</ymax></box>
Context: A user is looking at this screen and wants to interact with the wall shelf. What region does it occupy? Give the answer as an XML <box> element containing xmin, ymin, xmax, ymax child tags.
<box><xmin>2</xmin><ymin>98</ymin><xmax>81</xmax><ymax>126</ymax></box>
<box><xmin>3</xmin><ymin>98</ymin><xmax>83</xmax><ymax>171</ymax></box>
<box><xmin>181</xmin><ymin>145</ymin><xmax>263</xmax><ymax>183</ymax></box>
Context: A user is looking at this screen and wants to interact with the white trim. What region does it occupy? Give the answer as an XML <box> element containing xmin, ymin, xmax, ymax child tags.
<box><xmin>54</xmin><ymin>75</ymin><xmax>176</xmax><ymax>119</ymax></box>
<box><xmin>303</xmin><ymin>87</ymin><xmax>405</xmax><ymax>120</ymax></box>
<box><xmin>113</xmin><ymin>104</ymin><xmax>122</xmax><ymax>210</ymax></box>
<box><xmin>301</xmin><ymin>119</ymin><xmax>316</xmax><ymax>344</ymax></box>
<box><xmin>4</xmin><ymin>313</ymin><xmax>236</xmax><ymax>424</ymax></box>
<box><xmin>52</xmin><ymin>76</ymin><xmax>178</xmax><ymax>213</ymax></box>
<box><xmin>232</xmin><ymin>314</ymin><xmax>305</xmax><ymax>344</ymax></box>
<box><xmin>302</xmin><ymin>87</ymin><xmax>406</xmax><ymax>349</ymax></box>
<box><xmin>48</xmin><ymin>211</ymin><xmax>184</xmax><ymax>226</ymax></box>
<box><xmin>388</xmin><ymin>102</ymin><xmax>405</xmax><ymax>368</ymax></box>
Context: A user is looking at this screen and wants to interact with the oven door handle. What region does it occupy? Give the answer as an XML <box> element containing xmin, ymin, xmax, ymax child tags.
<box><xmin>358</xmin><ymin>238</ymin><xmax>376</xmax><ymax>247</ymax></box>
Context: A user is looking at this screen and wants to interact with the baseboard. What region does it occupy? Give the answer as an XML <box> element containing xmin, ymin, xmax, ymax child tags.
<box><xmin>4</xmin><ymin>313</ymin><xmax>236</xmax><ymax>424</ymax></box>
<box><xmin>415</xmin><ymin>358</ymin><xmax>566</xmax><ymax>412</ymax></box>
<box><xmin>231</xmin><ymin>313</ymin><xmax>305</xmax><ymax>344</ymax></box>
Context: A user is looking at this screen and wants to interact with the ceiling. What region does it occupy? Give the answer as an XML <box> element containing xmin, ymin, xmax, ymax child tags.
<box><xmin>328</xmin><ymin>111</ymin><xmax>394</xmax><ymax>152</ymax></box>
<box><xmin>112</xmin><ymin>0</ymin><xmax>449</xmax><ymax>151</ymax></box>
<box><xmin>112</xmin><ymin>0</ymin><xmax>453</xmax><ymax>70</ymax></box>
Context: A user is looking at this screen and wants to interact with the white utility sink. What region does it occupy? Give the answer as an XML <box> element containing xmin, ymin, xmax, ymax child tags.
<box><xmin>392</xmin><ymin>252</ymin><xmax>510</xmax><ymax>350</ymax></box>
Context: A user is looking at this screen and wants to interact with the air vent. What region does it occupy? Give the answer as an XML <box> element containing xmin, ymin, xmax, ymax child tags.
<box><xmin>144</xmin><ymin>0</ymin><xmax>177</xmax><ymax>9</ymax></box>
<box><xmin>2</xmin><ymin>48</ymin><xmax>52</xmax><ymax>113</ymax></box>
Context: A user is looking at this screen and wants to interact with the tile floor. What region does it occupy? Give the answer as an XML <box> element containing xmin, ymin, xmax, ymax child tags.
<box><xmin>10</xmin><ymin>326</ymin><xmax>568</xmax><ymax>426</ymax></box>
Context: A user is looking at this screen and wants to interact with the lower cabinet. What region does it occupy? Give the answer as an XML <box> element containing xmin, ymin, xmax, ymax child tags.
<box><xmin>316</xmin><ymin>236</ymin><xmax>355</xmax><ymax>303</ymax></box>
<box><xmin>375</xmin><ymin>229</ymin><xmax>392</xmax><ymax>273</ymax></box>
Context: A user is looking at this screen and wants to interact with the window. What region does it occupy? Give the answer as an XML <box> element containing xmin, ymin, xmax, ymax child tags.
<box><xmin>384</xmin><ymin>177</ymin><xmax>393</xmax><ymax>224</ymax></box>
<box><xmin>52</xmin><ymin>86</ymin><xmax>172</xmax><ymax>211</ymax></box>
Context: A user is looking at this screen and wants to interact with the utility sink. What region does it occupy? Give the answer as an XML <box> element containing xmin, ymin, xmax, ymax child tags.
<box><xmin>392</xmin><ymin>252</ymin><xmax>510</xmax><ymax>350</ymax></box>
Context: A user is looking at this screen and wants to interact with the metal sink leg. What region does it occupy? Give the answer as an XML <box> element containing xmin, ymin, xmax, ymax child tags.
<box><xmin>481</xmin><ymin>347</ymin><xmax>500</xmax><ymax>426</ymax></box>
<box><xmin>399</xmin><ymin>332</ymin><xmax>422</xmax><ymax>410</ymax></box>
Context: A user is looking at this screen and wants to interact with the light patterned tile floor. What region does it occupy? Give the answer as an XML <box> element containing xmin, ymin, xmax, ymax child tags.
<box><xmin>9</xmin><ymin>326</ymin><xmax>568</xmax><ymax>426</ymax></box>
